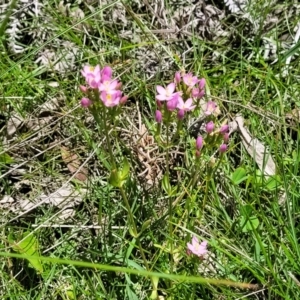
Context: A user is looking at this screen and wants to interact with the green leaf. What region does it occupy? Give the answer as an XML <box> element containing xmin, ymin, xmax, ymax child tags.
<box><xmin>0</xmin><ymin>152</ymin><xmax>14</xmax><ymax>164</ymax></box>
<box><xmin>140</xmin><ymin>219</ymin><xmax>151</xmax><ymax>233</ymax></box>
<box><xmin>281</xmin><ymin>40</ymin><xmax>300</xmax><ymax>61</ymax></box>
<box><xmin>240</xmin><ymin>204</ymin><xmax>253</xmax><ymax>217</ymax></box>
<box><xmin>125</xmin><ymin>274</ymin><xmax>139</xmax><ymax>300</ymax></box>
<box><xmin>239</xmin><ymin>206</ymin><xmax>259</xmax><ymax>232</ymax></box>
<box><xmin>109</xmin><ymin>158</ymin><xmax>130</xmax><ymax>187</ymax></box>
<box><xmin>10</xmin><ymin>231</ymin><xmax>43</xmax><ymax>273</ymax></box>
<box><xmin>265</xmin><ymin>175</ymin><xmax>281</xmax><ymax>191</ymax></box>
<box><xmin>162</xmin><ymin>174</ymin><xmax>171</xmax><ymax>195</ymax></box>
<box><xmin>231</xmin><ymin>167</ymin><xmax>248</xmax><ymax>185</ymax></box>
<box><xmin>109</xmin><ymin>169</ymin><xmax>122</xmax><ymax>187</ymax></box>
<box><xmin>121</xmin><ymin>157</ymin><xmax>130</xmax><ymax>179</ymax></box>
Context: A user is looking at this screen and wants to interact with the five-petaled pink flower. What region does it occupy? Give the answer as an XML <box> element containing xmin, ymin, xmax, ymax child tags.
<box><xmin>81</xmin><ymin>65</ymin><xmax>101</xmax><ymax>89</ymax></box>
<box><xmin>156</xmin><ymin>83</ymin><xmax>176</xmax><ymax>101</ymax></box>
<box><xmin>187</xmin><ymin>236</ymin><xmax>208</xmax><ymax>258</ymax></box>
<box><xmin>98</xmin><ymin>79</ymin><xmax>119</xmax><ymax>94</ymax></box>
<box><xmin>177</xmin><ymin>98</ymin><xmax>196</xmax><ymax>112</ymax></box>
<box><xmin>100</xmin><ymin>91</ymin><xmax>121</xmax><ymax>107</ymax></box>
<box><xmin>205</xmin><ymin>101</ymin><xmax>217</xmax><ymax>115</ymax></box>
<box><xmin>183</xmin><ymin>73</ymin><xmax>199</xmax><ymax>87</ymax></box>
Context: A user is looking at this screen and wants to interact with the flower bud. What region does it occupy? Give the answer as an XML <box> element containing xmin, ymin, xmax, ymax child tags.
<box><xmin>206</xmin><ymin>121</ymin><xmax>214</xmax><ymax>134</ymax></box>
<box><xmin>155</xmin><ymin>110</ymin><xmax>162</xmax><ymax>123</ymax></box>
<box><xmin>120</xmin><ymin>95</ymin><xmax>128</xmax><ymax>105</ymax></box>
<box><xmin>196</xmin><ymin>136</ymin><xmax>203</xmax><ymax>150</ymax></box>
<box><xmin>80</xmin><ymin>85</ymin><xmax>88</xmax><ymax>93</ymax></box>
<box><xmin>219</xmin><ymin>144</ymin><xmax>227</xmax><ymax>153</ymax></box>
<box><xmin>115</xmin><ymin>81</ymin><xmax>122</xmax><ymax>90</ymax></box>
<box><xmin>197</xmin><ymin>90</ymin><xmax>205</xmax><ymax>99</ymax></box>
<box><xmin>156</xmin><ymin>100</ymin><xmax>162</xmax><ymax>108</ymax></box>
<box><xmin>209</xmin><ymin>157</ymin><xmax>216</xmax><ymax>167</ymax></box>
<box><xmin>166</xmin><ymin>94</ymin><xmax>179</xmax><ymax>111</ymax></box>
<box><xmin>174</xmin><ymin>71</ymin><xmax>181</xmax><ymax>84</ymax></box>
<box><xmin>101</xmin><ymin>66</ymin><xmax>112</xmax><ymax>80</ymax></box>
<box><xmin>199</xmin><ymin>78</ymin><xmax>206</xmax><ymax>90</ymax></box>
<box><xmin>223</xmin><ymin>132</ymin><xmax>229</xmax><ymax>143</ymax></box>
<box><xmin>80</xmin><ymin>97</ymin><xmax>92</xmax><ymax>108</ymax></box>
<box><xmin>177</xmin><ymin>109</ymin><xmax>185</xmax><ymax>120</ymax></box>
<box><xmin>192</xmin><ymin>88</ymin><xmax>199</xmax><ymax>98</ymax></box>
<box><xmin>219</xmin><ymin>124</ymin><xmax>229</xmax><ymax>134</ymax></box>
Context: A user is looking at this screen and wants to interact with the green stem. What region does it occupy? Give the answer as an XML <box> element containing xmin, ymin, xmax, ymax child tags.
<box><xmin>202</xmin><ymin>163</ymin><xmax>213</xmax><ymax>215</ymax></box>
<box><xmin>102</xmin><ymin>108</ymin><xmax>116</xmax><ymax>170</ymax></box>
<box><xmin>173</xmin><ymin>119</ymin><xmax>183</xmax><ymax>141</ymax></box>
<box><xmin>156</xmin><ymin>122</ymin><xmax>161</xmax><ymax>138</ymax></box>
<box><xmin>119</xmin><ymin>187</ymin><xmax>154</xmax><ymax>285</ymax></box>
<box><xmin>191</xmin><ymin>259</ymin><xmax>197</xmax><ymax>299</ymax></box>
<box><xmin>165</xmin><ymin>112</ymin><xmax>174</xmax><ymax>274</ymax></box>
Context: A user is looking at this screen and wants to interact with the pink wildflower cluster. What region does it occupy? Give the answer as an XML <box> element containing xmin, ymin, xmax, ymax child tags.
<box><xmin>195</xmin><ymin>123</ymin><xmax>230</xmax><ymax>156</ymax></box>
<box><xmin>187</xmin><ymin>236</ymin><xmax>208</xmax><ymax>258</ymax></box>
<box><xmin>80</xmin><ymin>65</ymin><xmax>127</xmax><ymax>108</ymax></box>
<box><xmin>155</xmin><ymin>72</ymin><xmax>206</xmax><ymax>121</ymax></box>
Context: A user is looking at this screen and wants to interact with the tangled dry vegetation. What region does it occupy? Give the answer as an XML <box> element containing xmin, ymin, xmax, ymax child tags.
<box><xmin>1</xmin><ymin>0</ymin><xmax>299</xmax><ymax>219</ymax></box>
<box><xmin>0</xmin><ymin>0</ymin><xmax>296</xmax><ymax>236</ymax></box>
<box><xmin>1</xmin><ymin>1</ymin><xmax>300</xmax><ymax>298</ymax></box>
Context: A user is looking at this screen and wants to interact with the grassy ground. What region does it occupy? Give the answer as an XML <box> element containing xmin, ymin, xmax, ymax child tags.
<box><xmin>1</xmin><ymin>0</ymin><xmax>300</xmax><ymax>299</ymax></box>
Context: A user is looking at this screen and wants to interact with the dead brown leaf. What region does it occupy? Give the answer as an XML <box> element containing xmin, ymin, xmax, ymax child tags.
<box><xmin>235</xmin><ymin>115</ymin><xmax>276</xmax><ymax>177</ymax></box>
<box><xmin>7</xmin><ymin>113</ymin><xmax>24</xmax><ymax>137</ymax></box>
<box><xmin>60</xmin><ymin>146</ymin><xmax>88</xmax><ymax>182</ymax></box>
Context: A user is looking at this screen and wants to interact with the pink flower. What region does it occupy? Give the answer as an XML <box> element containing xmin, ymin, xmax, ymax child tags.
<box><xmin>219</xmin><ymin>144</ymin><xmax>227</xmax><ymax>153</ymax></box>
<box><xmin>187</xmin><ymin>236</ymin><xmax>208</xmax><ymax>258</ymax></box>
<box><xmin>166</xmin><ymin>93</ymin><xmax>180</xmax><ymax>111</ymax></box>
<box><xmin>219</xmin><ymin>124</ymin><xmax>229</xmax><ymax>134</ymax></box>
<box><xmin>191</xmin><ymin>78</ymin><xmax>205</xmax><ymax>98</ymax></box>
<box><xmin>205</xmin><ymin>101</ymin><xmax>216</xmax><ymax>116</ymax></box>
<box><xmin>156</xmin><ymin>83</ymin><xmax>176</xmax><ymax>101</ymax></box>
<box><xmin>98</xmin><ymin>79</ymin><xmax>119</xmax><ymax>93</ymax></box>
<box><xmin>196</xmin><ymin>136</ymin><xmax>203</xmax><ymax>150</ymax></box>
<box><xmin>174</xmin><ymin>71</ymin><xmax>181</xmax><ymax>84</ymax></box>
<box><xmin>155</xmin><ymin>110</ymin><xmax>162</xmax><ymax>123</ymax></box>
<box><xmin>80</xmin><ymin>97</ymin><xmax>92</xmax><ymax>108</ymax></box>
<box><xmin>206</xmin><ymin>121</ymin><xmax>214</xmax><ymax>134</ymax></box>
<box><xmin>100</xmin><ymin>91</ymin><xmax>121</xmax><ymax>107</ymax></box>
<box><xmin>81</xmin><ymin>65</ymin><xmax>101</xmax><ymax>89</ymax></box>
<box><xmin>183</xmin><ymin>73</ymin><xmax>199</xmax><ymax>87</ymax></box>
<box><xmin>177</xmin><ymin>98</ymin><xmax>196</xmax><ymax>112</ymax></box>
